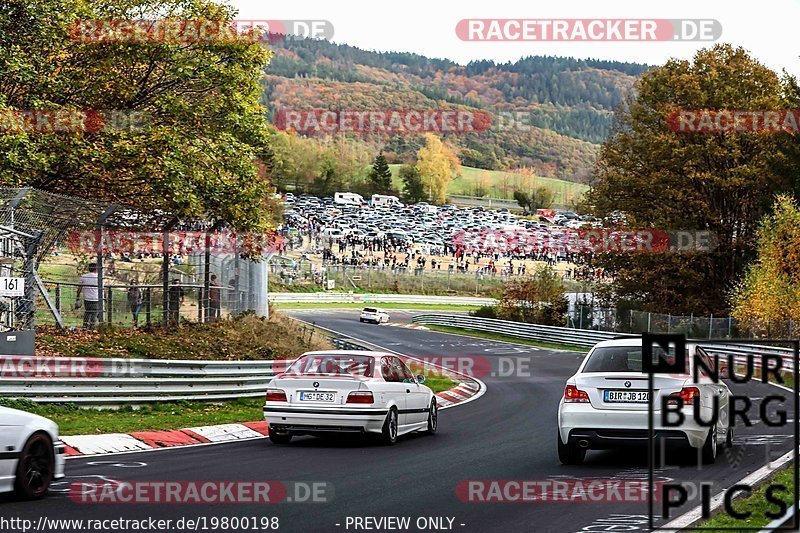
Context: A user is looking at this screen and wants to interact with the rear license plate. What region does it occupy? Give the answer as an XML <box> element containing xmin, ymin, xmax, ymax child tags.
<box><xmin>604</xmin><ymin>390</ymin><xmax>650</xmax><ymax>403</ymax></box>
<box><xmin>299</xmin><ymin>391</ymin><xmax>335</xmax><ymax>402</ymax></box>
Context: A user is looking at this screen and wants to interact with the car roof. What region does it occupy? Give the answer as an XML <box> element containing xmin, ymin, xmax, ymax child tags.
<box><xmin>300</xmin><ymin>350</ymin><xmax>393</xmax><ymax>358</ymax></box>
<box><xmin>590</xmin><ymin>337</ymin><xmax>700</xmax><ymax>349</ymax></box>
<box><xmin>591</xmin><ymin>337</ymin><xmax>641</xmax><ymax>348</ymax></box>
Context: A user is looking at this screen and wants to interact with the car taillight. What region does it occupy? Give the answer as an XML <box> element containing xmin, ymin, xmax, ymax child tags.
<box><xmin>667</xmin><ymin>387</ymin><xmax>700</xmax><ymax>405</ymax></box>
<box><xmin>564</xmin><ymin>385</ymin><xmax>590</xmax><ymax>403</ymax></box>
<box><xmin>346</xmin><ymin>391</ymin><xmax>374</xmax><ymax>404</ymax></box>
<box><xmin>265</xmin><ymin>389</ymin><xmax>287</xmax><ymax>402</ymax></box>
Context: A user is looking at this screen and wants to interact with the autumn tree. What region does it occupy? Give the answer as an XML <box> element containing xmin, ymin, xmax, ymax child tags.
<box><xmin>399</xmin><ymin>164</ymin><xmax>426</xmax><ymax>203</ymax></box>
<box><xmin>415</xmin><ymin>133</ymin><xmax>460</xmax><ymax>205</ymax></box>
<box><xmin>730</xmin><ymin>196</ymin><xmax>800</xmax><ymax>336</ymax></box>
<box><xmin>0</xmin><ymin>0</ymin><xmax>276</xmax><ymax>230</ymax></box>
<box><xmin>368</xmin><ymin>151</ymin><xmax>393</xmax><ymax>194</ymax></box>
<box><xmin>497</xmin><ymin>266</ymin><xmax>568</xmax><ymax>326</ymax></box>
<box><xmin>586</xmin><ymin>44</ymin><xmax>800</xmax><ymax>314</ymax></box>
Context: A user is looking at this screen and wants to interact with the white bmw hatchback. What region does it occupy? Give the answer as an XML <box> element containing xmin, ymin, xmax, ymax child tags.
<box><xmin>0</xmin><ymin>406</ymin><xmax>66</xmax><ymax>498</ymax></box>
<box><xmin>557</xmin><ymin>338</ymin><xmax>731</xmax><ymax>465</ymax></box>
<box><xmin>264</xmin><ymin>351</ymin><xmax>437</xmax><ymax>445</ymax></box>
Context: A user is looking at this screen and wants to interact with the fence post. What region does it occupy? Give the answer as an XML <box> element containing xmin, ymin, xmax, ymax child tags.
<box><xmin>708</xmin><ymin>314</ymin><xmax>713</xmax><ymax>339</ymax></box>
<box><xmin>145</xmin><ymin>287</ymin><xmax>152</xmax><ymax>325</ymax></box>
<box><xmin>647</xmin><ymin>312</ymin><xmax>651</xmax><ymax>332</ymax></box>
<box><xmin>728</xmin><ymin>316</ymin><xmax>732</xmax><ymax>338</ymax></box>
<box><xmin>106</xmin><ymin>287</ymin><xmax>113</xmax><ymax>323</ymax></box>
<box><xmin>579</xmin><ymin>306</ymin><xmax>583</xmax><ymax>330</ymax></box>
<box><xmin>667</xmin><ymin>314</ymin><xmax>671</xmax><ymax>333</ymax></box>
<box><xmin>55</xmin><ymin>283</ymin><xmax>61</xmax><ymax>315</ymax></box>
<box><xmin>790</xmin><ymin>318</ymin><xmax>794</xmax><ymax>338</ymax></box>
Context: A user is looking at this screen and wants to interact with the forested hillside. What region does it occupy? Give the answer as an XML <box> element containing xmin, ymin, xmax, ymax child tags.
<box><xmin>262</xmin><ymin>37</ymin><xmax>650</xmax><ymax>183</ymax></box>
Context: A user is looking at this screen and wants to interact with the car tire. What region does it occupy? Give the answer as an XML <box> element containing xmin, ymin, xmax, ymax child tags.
<box><xmin>381</xmin><ymin>408</ymin><xmax>398</xmax><ymax>445</ymax></box>
<box><xmin>424</xmin><ymin>400</ymin><xmax>438</xmax><ymax>435</ymax></box>
<box><xmin>557</xmin><ymin>430</ymin><xmax>585</xmax><ymax>465</ymax></box>
<box><xmin>701</xmin><ymin>425</ymin><xmax>718</xmax><ymax>464</ymax></box>
<box><xmin>359</xmin><ymin>318</ymin><xmax>365</xmax><ymax>323</ymax></box>
<box><xmin>268</xmin><ymin>427</ymin><xmax>293</xmax><ymax>445</ymax></box>
<box><xmin>14</xmin><ymin>432</ymin><xmax>54</xmax><ymax>500</ymax></box>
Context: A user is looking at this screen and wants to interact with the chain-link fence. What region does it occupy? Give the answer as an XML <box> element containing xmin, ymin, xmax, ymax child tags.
<box><xmin>567</xmin><ymin>304</ymin><xmax>746</xmax><ymax>338</ymax></box>
<box><xmin>266</xmin><ymin>261</ymin><xmax>515</xmax><ymax>296</ymax></box>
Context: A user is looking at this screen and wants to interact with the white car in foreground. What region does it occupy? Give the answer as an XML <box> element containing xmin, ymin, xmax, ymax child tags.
<box><xmin>557</xmin><ymin>338</ymin><xmax>731</xmax><ymax>465</ymax></box>
<box><xmin>359</xmin><ymin>307</ymin><xmax>390</xmax><ymax>324</ymax></box>
<box><xmin>264</xmin><ymin>351</ymin><xmax>437</xmax><ymax>445</ymax></box>
<box><xmin>0</xmin><ymin>406</ymin><xmax>66</xmax><ymax>498</ymax></box>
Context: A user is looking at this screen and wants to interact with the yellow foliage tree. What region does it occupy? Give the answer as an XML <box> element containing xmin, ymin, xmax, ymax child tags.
<box><xmin>415</xmin><ymin>134</ymin><xmax>460</xmax><ymax>204</ymax></box>
<box><xmin>730</xmin><ymin>196</ymin><xmax>800</xmax><ymax>336</ymax></box>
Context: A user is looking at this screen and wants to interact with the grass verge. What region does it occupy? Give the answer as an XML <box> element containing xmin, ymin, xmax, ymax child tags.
<box><xmin>0</xmin><ymin>397</ymin><xmax>264</xmax><ymax>436</ymax></box>
<box><xmin>425</xmin><ymin>324</ymin><xmax>585</xmax><ymax>352</ymax></box>
<box><xmin>1</xmin><ymin>382</ymin><xmax>457</xmax><ymax>436</ymax></box>
<box><xmin>696</xmin><ymin>462</ymin><xmax>795</xmax><ymax>530</ymax></box>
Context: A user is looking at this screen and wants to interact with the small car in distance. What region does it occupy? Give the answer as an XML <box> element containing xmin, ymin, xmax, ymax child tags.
<box><xmin>360</xmin><ymin>307</ymin><xmax>390</xmax><ymax>324</ymax></box>
<box><xmin>0</xmin><ymin>405</ymin><xmax>66</xmax><ymax>498</ymax></box>
<box><xmin>263</xmin><ymin>351</ymin><xmax>438</xmax><ymax>445</ymax></box>
<box><xmin>557</xmin><ymin>338</ymin><xmax>731</xmax><ymax>465</ymax></box>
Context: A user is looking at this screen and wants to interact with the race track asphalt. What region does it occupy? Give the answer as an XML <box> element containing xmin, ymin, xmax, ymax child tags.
<box><xmin>1</xmin><ymin>309</ymin><xmax>795</xmax><ymax>533</ymax></box>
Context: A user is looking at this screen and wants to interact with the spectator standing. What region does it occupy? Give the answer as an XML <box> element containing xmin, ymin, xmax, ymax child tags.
<box><xmin>168</xmin><ymin>279</ymin><xmax>184</xmax><ymax>325</ymax></box>
<box><xmin>127</xmin><ymin>280</ymin><xmax>143</xmax><ymax>328</ymax></box>
<box><xmin>209</xmin><ymin>274</ymin><xmax>221</xmax><ymax>321</ymax></box>
<box><xmin>75</xmin><ymin>263</ymin><xmax>100</xmax><ymax>330</ymax></box>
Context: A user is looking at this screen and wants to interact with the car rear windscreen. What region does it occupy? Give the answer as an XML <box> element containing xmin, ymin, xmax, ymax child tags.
<box><xmin>286</xmin><ymin>355</ymin><xmax>375</xmax><ymax>377</ymax></box>
<box><xmin>582</xmin><ymin>346</ymin><xmax>648</xmax><ymax>372</ymax></box>
<box><xmin>363</xmin><ymin>308</ymin><xmax>377</xmax><ymax>313</ymax></box>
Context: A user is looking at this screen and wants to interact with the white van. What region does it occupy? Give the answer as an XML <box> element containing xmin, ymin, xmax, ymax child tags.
<box><xmin>371</xmin><ymin>194</ymin><xmax>403</xmax><ymax>208</ymax></box>
<box><xmin>334</xmin><ymin>192</ymin><xmax>365</xmax><ymax>206</ymax></box>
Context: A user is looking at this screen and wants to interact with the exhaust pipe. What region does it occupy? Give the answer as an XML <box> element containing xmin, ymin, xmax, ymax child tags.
<box><xmin>578</xmin><ymin>439</ymin><xmax>590</xmax><ymax>448</ymax></box>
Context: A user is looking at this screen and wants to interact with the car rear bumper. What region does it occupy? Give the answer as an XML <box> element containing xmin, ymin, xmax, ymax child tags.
<box><xmin>559</xmin><ymin>405</ymin><xmax>709</xmax><ymax>449</ymax></box>
<box><xmin>264</xmin><ymin>406</ymin><xmax>389</xmax><ymax>435</ymax></box>
<box><xmin>54</xmin><ymin>441</ymin><xmax>66</xmax><ymax>479</ymax></box>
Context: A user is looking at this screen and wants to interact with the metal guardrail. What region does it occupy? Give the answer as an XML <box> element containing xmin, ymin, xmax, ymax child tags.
<box><xmin>1</xmin><ymin>357</ymin><xmax>287</xmax><ymax>404</ymax></box>
<box><xmin>411</xmin><ymin>314</ymin><xmax>798</xmax><ymax>373</ymax></box>
<box><xmin>1</xmin><ymin>323</ymin><xmax>379</xmax><ymax>405</ymax></box>
<box><xmin>411</xmin><ymin>313</ymin><xmax>626</xmax><ymax>348</ymax></box>
<box><xmin>270</xmin><ymin>293</ymin><xmax>497</xmax><ymax>306</ymax></box>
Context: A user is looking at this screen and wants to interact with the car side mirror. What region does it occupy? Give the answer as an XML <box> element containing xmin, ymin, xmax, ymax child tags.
<box><xmin>416</xmin><ymin>375</ymin><xmax>426</xmax><ymax>384</ymax></box>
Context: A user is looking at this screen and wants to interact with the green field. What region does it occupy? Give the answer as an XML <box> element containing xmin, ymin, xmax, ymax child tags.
<box><xmin>390</xmin><ymin>164</ymin><xmax>589</xmax><ymax>206</ymax></box>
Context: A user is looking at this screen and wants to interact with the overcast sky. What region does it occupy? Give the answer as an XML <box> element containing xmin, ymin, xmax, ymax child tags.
<box><xmin>230</xmin><ymin>0</ymin><xmax>799</xmax><ymax>76</ymax></box>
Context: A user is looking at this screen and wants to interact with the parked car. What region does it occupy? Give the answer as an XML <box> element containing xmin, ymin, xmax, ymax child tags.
<box><xmin>360</xmin><ymin>307</ymin><xmax>390</xmax><ymax>324</ymax></box>
<box><xmin>557</xmin><ymin>338</ymin><xmax>732</xmax><ymax>465</ymax></box>
<box><xmin>263</xmin><ymin>351</ymin><xmax>437</xmax><ymax>445</ymax></box>
<box><xmin>0</xmin><ymin>406</ymin><xmax>66</xmax><ymax>498</ymax></box>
